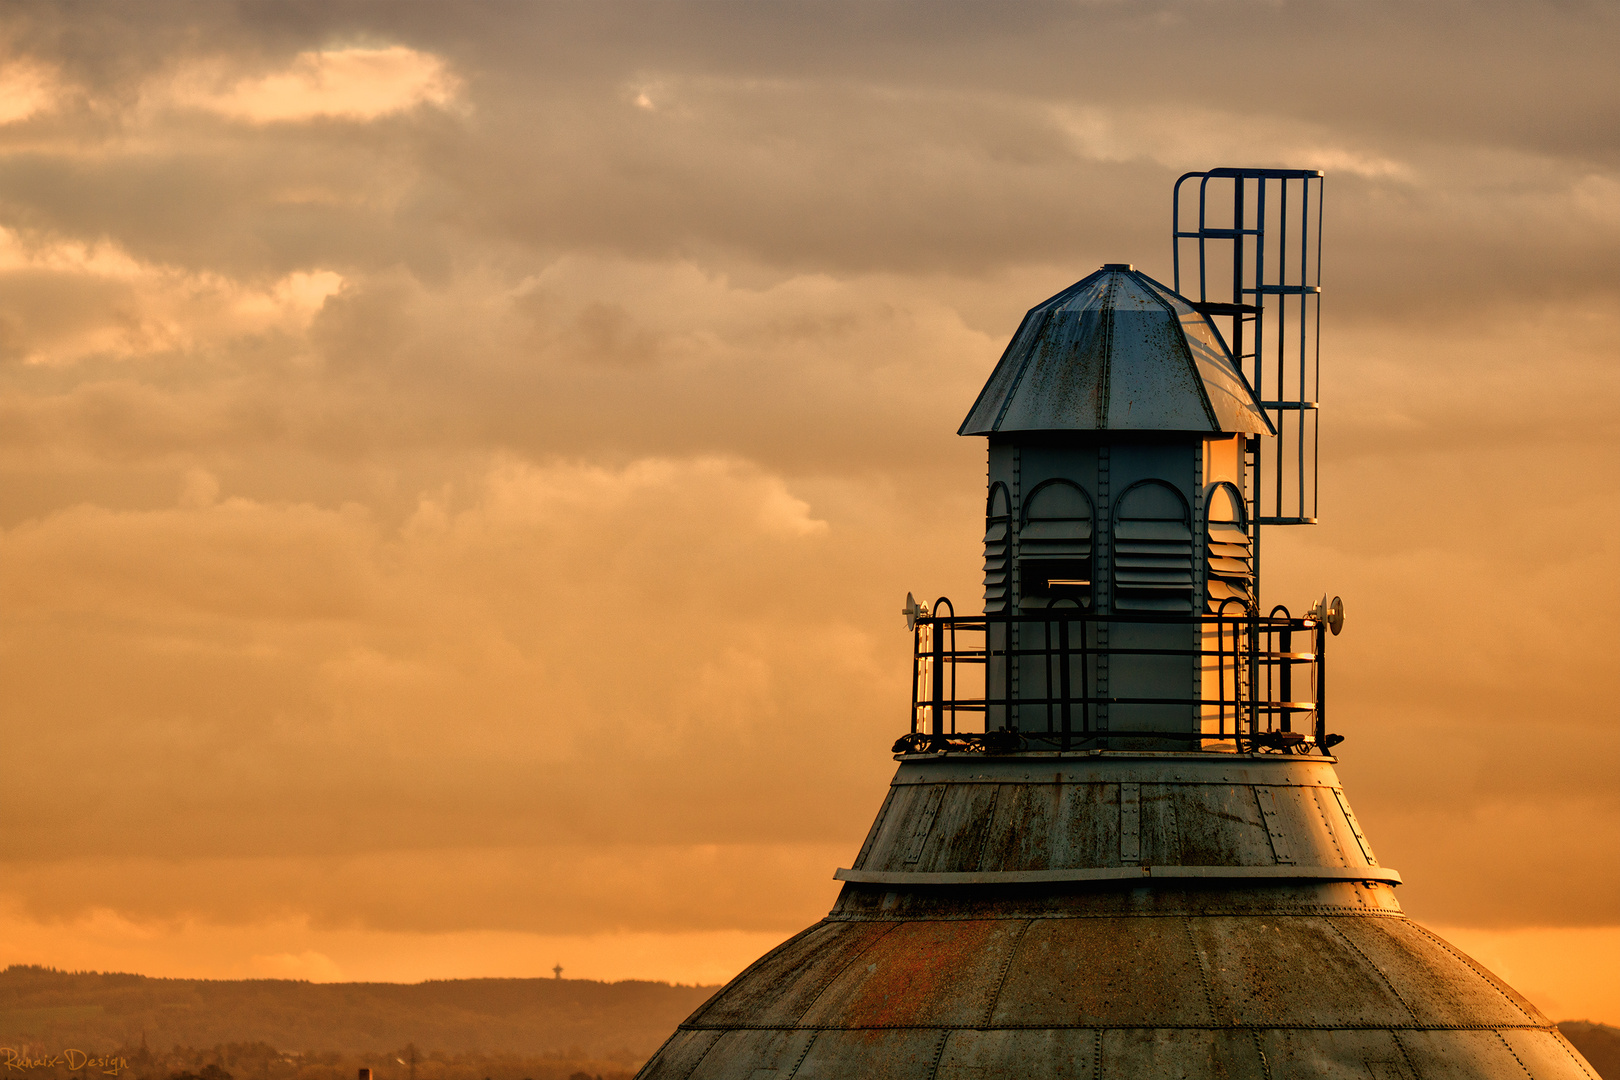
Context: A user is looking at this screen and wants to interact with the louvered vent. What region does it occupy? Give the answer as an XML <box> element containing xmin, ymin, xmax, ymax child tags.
<box><xmin>1205</xmin><ymin>482</ymin><xmax>1253</xmax><ymax>612</ymax></box>
<box><xmin>1113</xmin><ymin>481</ymin><xmax>1193</xmax><ymax>612</ymax></box>
<box><xmin>983</xmin><ymin>483</ymin><xmax>1011</xmax><ymax>612</ymax></box>
<box><xmin>1016</xmin><ymin>480</ymin><xmax>1093</xmax><ymax>608</ymax></box>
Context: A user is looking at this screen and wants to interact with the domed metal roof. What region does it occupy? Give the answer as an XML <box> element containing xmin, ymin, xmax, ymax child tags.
<box><xmin>959</xmin><ymin>264</ymin><xmax>1274</xmax><ymax>436</ymax></box>
<box><xmin>639</xmin><ymin>753</ymin><xmax>1597</xmax><ymax>1079</ymax></box>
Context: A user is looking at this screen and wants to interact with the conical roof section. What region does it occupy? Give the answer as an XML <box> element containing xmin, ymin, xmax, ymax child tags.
<box><xmin>960</xmin><ymin>264</ymin><xmax>1273</xmax><ymax>436</ymax></box>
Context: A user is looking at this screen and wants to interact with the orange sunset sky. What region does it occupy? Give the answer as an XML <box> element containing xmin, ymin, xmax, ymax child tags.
<box><xmin>0</xmin><ymin>0</ymin><xmax>1615</xmax><ymax>1025</ymax></box>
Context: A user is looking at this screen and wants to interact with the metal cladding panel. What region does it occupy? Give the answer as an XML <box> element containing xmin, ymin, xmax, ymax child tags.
<box><xmin>1176</xmin><ymin>306</ymin><xmax>1273</xmax><ymax>436</ymax></box>
<box><xmin>1103</xmin><ymin>310</ymin><xmax>1216</xmax><ymax>430</ymax></box>
<box><xmin>684</xmin><ymin>1029</ymin><xmax>817</xmax><ymax>1080</ymax></box>
<box><xmin>797</xmin><ymin>919</ymin><xmax>1023</xmax><ymax>1028</ymax></box>
<box><xmin>1500</xmin><ymin>1028</ymin><xmax>1604</xmax><ymax>1079</ymax></box>
<box><xmin>937</xmin><ymin>1029</ymin><xmax>1097</xmax><ymax>1079</ymax></box>
<box><xmin>911</xmin><ymin>784</ymin><xmax>1002</xmax><ymax>873</ymax></box>
<box><xmin>991</xmin><ymin>308</ymin><xmax>1110</xmax><ymax>432</ymax></box>
<box><xmin>860</xmin><ymin>765</ymin><xmax>1381</xmax><ymax>877</ymax></box>
<box><xmin>1332</xmin><ymin>917</ymin><xmax>1542</xmax><ymax>1027</ymax></box>
<box><xmin>960</xmin><ymin>277</ymin><xmax>1111</xmax><ymax>435</ymax></box>
<box><xmin>636</xmin><ymin>1029</ymin><xmax>723</xmax><ymax>1080</ymax></box>
<box><xmin>1397</xmin><ymin>1029</ymin><xmax>1550</xmax><ymax>1078</ymax></box>
<box><xmin>1170</xmin><ymin>784</ymin><xmax>1279</xmax><ymax>866</ymax></box>
<box><xmin>860</xmin><ymin>782</ymin><xmax>934</xmax><ymax>872</ymax></box>
<box><xmin>1138</xmin><ymin>783</ymin><xmax>1182</xmax><ymax>865</ymax></box>
<box><xmin>1252</xmin><ymin>1028</ymin><xmax>1417</xmax><ymax>1080</ymax></box>
<box><xmin>958</xmin><ymin>267</ymin><xmax>1270</xmax><ymax>436</ymax></box>
<box><xmin>689</xmin><ymin>920</ymin><xmax>897</xmax><ymax>1027</ymax></box>
<box><xmin>1053</xmin><ymin>781</ymin><xmax>1123</xmax><ymax>868</ymax></box>
<box><xmin>1190</xmin><ymin>916</ymin><xmax>1413</xmax><ymax>1027</ymax></box>
<box><xmin>790</xmin><ymin>1030</ymin><xmax>945</xmax><ymax>1080</ymax></box>
<box><xmin>977</xmin><ymin>780</ymin><xmax>1059</xmax><ymax>871</ymax></box>
<box><xmin>1098</xmin><ymin>1028</ymin><xmax>1267</xmax><ymax>1079</ymax></box>
<box><xmin>989</xmin><ymin>916</ymin><xmax>1212</xmax><ymax>1027</ymax></box>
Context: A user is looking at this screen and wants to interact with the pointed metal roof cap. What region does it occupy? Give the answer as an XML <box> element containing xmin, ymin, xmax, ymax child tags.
<box><xmin>959</xmin><ymin>265</ymin><xmax>1274</xmax><ymax>436</ymax></box>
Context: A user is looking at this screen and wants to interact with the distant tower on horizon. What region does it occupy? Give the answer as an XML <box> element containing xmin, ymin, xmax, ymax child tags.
<box><xmin>635</xmin><ymin>169</ymin><xmax>1598</xmax><ymax>1078</ymax></box>
<box><xmin>552</xmin><ymin>962</ymin><xmax>563</xmax><ymax>980</ymax></box>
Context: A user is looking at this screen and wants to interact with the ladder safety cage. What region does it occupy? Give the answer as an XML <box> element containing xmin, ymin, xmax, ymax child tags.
<box><xmin>1173</xmin><ymin>169</ymin><xmax>1324</xmax><ymax>585</ymax></box>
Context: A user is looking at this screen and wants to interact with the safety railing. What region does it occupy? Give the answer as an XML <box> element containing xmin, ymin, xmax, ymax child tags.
<box><xmin>903</xmin><ymin>598</ymin><xmax>1333</xmax><ymax>755</ymax></box>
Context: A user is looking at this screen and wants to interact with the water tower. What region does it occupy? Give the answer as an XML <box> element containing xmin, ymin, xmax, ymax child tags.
<box><xmin>635</xmin><ymin>170</ymin><xmax>1595</xmax><ymax>1079</ymax></box>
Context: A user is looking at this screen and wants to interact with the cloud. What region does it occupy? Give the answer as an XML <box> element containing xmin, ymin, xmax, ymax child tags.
<box><xmin>0</xmin><ymin>226</ymin><xmax>343</xmax><ymax>364</ymax></box>
<box><xmin>163</xmin><ymin>46</ymin><xmax>462</xmax><ymax>124</ymax></box>
<box><xmin>0</xmin><ymin>61</ymin><xmax>57</xmax><ymax>125</ymax></box>
<box><xmin>1052</xmin><ymin>103</ymin><xmax>1411</xmax><ymax>180</ymax></box>
<box><xmin>0</xmin><ymin>0</ymin><xmax>1613</xmax><ymax>1007</ymax></box>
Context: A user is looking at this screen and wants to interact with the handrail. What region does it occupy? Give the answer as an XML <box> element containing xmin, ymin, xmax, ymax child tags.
<box><xmin>905</xmin><ymin>601</ymin><xmax>1333</xmax><ymax>755</ymax></box>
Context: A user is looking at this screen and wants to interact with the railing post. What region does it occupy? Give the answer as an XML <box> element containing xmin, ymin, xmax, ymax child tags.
<box><xmin>911</xmin><ymin>624</ymin><xmax>921</xmax><ymax>735</ymax></box>
<box><xmin>1247</xmin><ymin>610</ymin><xmax>1260</xmax><ymax>745</ymax></box>
<box><xmin>1315</xmin><ymin>619</ymin><xmax>1327</xmax><ymax>751</ymax></box>
<box><xmin>1280</xmin><ymin>623</ymin><xmax>1292</xmax><ymax>732</ymax></box>
<box><xmin>1058</xmin><ymin>617</ymin><xmax>1072</xmax><ymax>751</ymax></box>
<box><xmin>1079</xmin><ymin>612</ymin><xmax>1090</xmax><ymax>740</ymax></box>
<box><xmin>931</xmin><ymin>617</ymin><xmax>945</xmax><ymax>745</ymax></box>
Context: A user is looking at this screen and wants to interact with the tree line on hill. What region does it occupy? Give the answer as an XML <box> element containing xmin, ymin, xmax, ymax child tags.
<box><xmin>0</xmin><ymin>967</ymin><xmax>713</xmax><ymax>1064</ymax></box>
<box><xmin>1</xmin><ymin>966</ymin><xmax>1615</xmax><ymax>1078</ymax></box>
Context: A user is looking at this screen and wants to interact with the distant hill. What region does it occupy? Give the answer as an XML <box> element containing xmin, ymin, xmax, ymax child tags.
<box><xmin>0</xmin><ymin>966</ymin><xmax>716</xmax><ymax>1059</ymax></box>
<box><xmin>1</xmin><ymin>967</ymin><xmax>1610</xmax><ymax>1079</ymax></box>
<box><xmin>1561</xmin><ymin>1021</ymin><xmax>1620</xmax><ymax>1079</ymax></box>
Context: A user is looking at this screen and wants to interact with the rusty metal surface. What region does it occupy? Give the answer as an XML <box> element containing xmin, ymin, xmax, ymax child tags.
<box><xmin>988</xmin><ymin>916</ymin><xmax>1210</xmax><ymax>1026</ymax></box>
<box><xmin>643</xmin><ymin>1025</ymin><xmax>1594</xmax><ymax>1079</ymax></box>
<box><xmin>834</xmin><ymin>865</ymin><xmax>1404</xmax><ymax>886</ymax></box>
<box><xmin>958</xmin><ymin>265</ymin><xmax>1271</xmax><ymax>437</ymax></box>
<box><xmin>639</xmin><ymin>905</ymin><xmax>1593</xmax><ymax>1078</ymax></box>
<box><xmin>684</xmin><ymin>919</ymin><xmax>898</xmax><ymax>1029</ymax></box>
<box><xmin>851</xmin><ymin>754</ymin><xmax>1383</xmax><ymax>881</ymax></box>
<box><xmin>797</xmin><ymin>919</ymin><xmax>1023</xmax><ymax>1028</ymax></box>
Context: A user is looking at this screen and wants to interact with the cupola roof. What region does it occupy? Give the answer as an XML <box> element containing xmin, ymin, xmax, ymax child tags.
<box><xmin>959</xmin><ymin>264</ymin><xmax>1274</xmax><ymax>436</ymax></box>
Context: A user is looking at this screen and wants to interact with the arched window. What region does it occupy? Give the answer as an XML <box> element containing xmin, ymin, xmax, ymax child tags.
<box><xmin>1113</xmin><ymin>481</ymin><xmax>1193</xmax><ymax>612</ymax></box>
<box><xmin>1017</xmin><ymin>479</ymin><xmax>1093</xmax><ymax>607</ymax></box>
<box><xmin>983</xmin><ymin>483</ymin><xmax>1012</xmax><ymax>613</ymax></box>
<box><xmin>1205</xmin><ymin>482</ymin><xmax>1253</xmax><ymax>612</ymax></box>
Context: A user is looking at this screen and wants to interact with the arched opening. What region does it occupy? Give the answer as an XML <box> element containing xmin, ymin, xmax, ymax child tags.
<box><xmin>1205</xmin><ymin>482</ymin><xmax>1253</xmax><ymax>612</ymax></box>
<box><xmin>1016</xmin><ymin>479</ymin><xmax>1093</xmax><ymax>609</ymax></box>
<box><xmin>983</xmin><ymin>483</ymin><xmax>1011</xmax><ymax>613</ymax></box>
<box><xmin>1112</xmin><ymin>480</ymin><xmax>1193</xmax><ymax>613</ymax></box>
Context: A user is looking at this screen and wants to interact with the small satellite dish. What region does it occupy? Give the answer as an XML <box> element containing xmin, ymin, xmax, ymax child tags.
<box><xmin>1307</xmin><ymin>593</ymin><xmax>1346</xmax><ymax>635</ymax></box>
<box><xmin>902</xmin><ymin>591</ymin><xmax>930</xmax><ymax>631</ymax></box>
